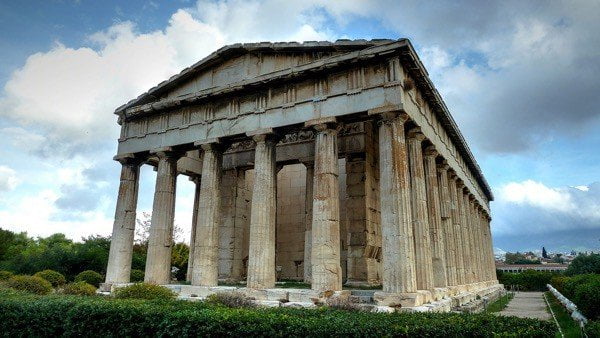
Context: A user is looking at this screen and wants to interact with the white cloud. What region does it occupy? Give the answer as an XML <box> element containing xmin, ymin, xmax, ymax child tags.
<box><xmin>499</xmin><ymin>180</ymin><xmax>575</xmax><ymax>213</ymax></box>
<box><xmin>0</xmin><ymin>166</ymin><xmax>19</xmax><ymax>192</ymax></box>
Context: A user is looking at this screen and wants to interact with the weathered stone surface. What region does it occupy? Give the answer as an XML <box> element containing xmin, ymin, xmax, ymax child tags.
<box><xmin>303</xmin><ymin>162</ymin><xmax>314</xmax><ymax>284</ymax></box>
<box><xmin>375</xmin><ymin>112</ymin><xmax>416</xmax><ymax>294</ymax></box>
<box><xmin>186</xmin><ymin>177</ymin><xmax>200</xmax><ymax>281</ymax></box>
<box><xmin>192</xmin><ymin>143</ymin><xmax>223</xmax><ymax>286</ymax></box>
<box><xmin>310</xmin><ymin>122</ymin><xmax>342</xmax><ymax>292</ymax></box>
<box><xmin>105</xmin><ymin>159</ymin><xmax>141</xmax><ymax>284</ymax></box>
<box><xmin>407</xmin><ymin>129</ymin><xmax>435</xmax><ymax>291</ymax></box>
<box><xmin>423</xmin><ymin>147</ymin><xmax>447</xmax><ymax>288</ymax></box>
<box><xmin>437</xmin><ymin>164</ymin><xmax>458</xmax><ymax>286</ymax></box>
<box><xmin>373</xmin><ymin>291</ymin><xmax>423</xmax><ymax>307</ymax></box>
<box><xmin>145</xmin><ymin>151</ymin><xmax>181</xmax><ymax>284</ymax></box>
<box><xmin>247</xmin><ymin>134</ymin><xmax>277</xmax><ymax>289</ymax></box>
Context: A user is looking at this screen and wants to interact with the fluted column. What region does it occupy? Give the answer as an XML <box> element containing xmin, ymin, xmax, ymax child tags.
<box><xmin>454</xmin><ymin>180</ymin><xmax>469</xmax><ymax>285</ymax></box>
<box><xmin>247</xmin><ymin>133</ymin><xmax>277</xmax><ymax>289</ymax></box>
<box><xmin>376</xmin><ymin>112</ymin><xmax>416</xmax><ymax>294</ymax></box>
<box><xmin>469</xmin><ymin>198</ymin><xmax>482</xmax><ymax>283</ymax></box>
<box><xmin>438</xmin><ymin>163</ymin><xmax>457</xmax><ymax>286</ymax></box>
<box><xmin>485</xmin><ymin>215</ymin><xmax>497</xmax><ymax>281</ymax></box>
<box><xmin>192</xmin><ymin>143</ymin><xmax>223</xmax><ymax>286</ymax></box>
<box><xmin>462</xmin><ymin>191</ymin><xmax>475</xmax><ymax>284</ymax></box>
<box><xmin>105</xmin><ymin>156</ymin><xmax>142</xmax><ymax>284</ymax></box>
<box><xmin>303</xmin><ymin>162</ymin><xmax>314</xmax><ymax>284</ymax></box>
<box><xmin>448</xmin><ymin>174</ymin><xmax>465</xmax><ymax>285</ymax></box>
<box><xmin>186</xmin><ymin>177</ymin><xmax>201</xmax><ymax>281</ymax></box>
<box><xmin>145</xmin><ymin>150</ymin><xmax>181</xmax><ymax>284</ymax></box>
<box><xmin>423</xmin><ymin>147</ymin><xmax>447</xmax><ymax>288</ymax></box>
<box><xmin>309</xmin><ymin>120</ymin><xmax>342</xmax><ymax>292</ymax></box>
<box><xmin>407</xmin><ymin>128</ymin><xmax>434</xmax><ymax>291</ymax></box>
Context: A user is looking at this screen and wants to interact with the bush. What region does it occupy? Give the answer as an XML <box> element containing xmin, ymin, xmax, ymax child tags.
<box><xmin>62</xmin><ymin>282</ymin><xmax>96</xmax><ymax>296</ymax></box>
<box><xmin>75</xmin><ymin>270</ymin><xmax>103</xmax><ymax>287</ymax></box>
<box><xmin>573</xmin><ymin>278</ymin><xmax>600</xmax><ymax>320</ymax></box>
<box><xmin>6</xmin><ymin>275</ymin><xmax>52</xmax><ymax>295</ymax></box>
<box><xmin>113</xmin><ymin>283</ymin><xmax>176</xmax><ymax>301</ymax></box>
<box><xmin>586</xmin><ymin>320</ymin><xmax>600</xmax><ymax>337</ymax></box>
<box><xmin>498</xmin><ymin>270</ymin><xmax>557</xmax><ymax>291</ymax></box>
<box><xmin>562</xmin><ymin>274</ymin><xmax>599</xmax><ymax>299</ymax></box>
<box><xmin>130</xmin><ymin>269</ymin><xmax>144</xmax><ymax>282</ymax></box>
<box><xmin>565</xmin><ymin>253</ymin><xmax>600</xmax><ymax>276</ymax></box>
<box><xmin>206</xmin><ymin>292</ymin><xmax>255</xmax><ymax>308</ymax></box>
<box><xmin>34</xmin><ymin>270</ymin><xmax>66</xmax><ymax>287</ymax></box>
<box><xmin>0</xmin><ymin>270</ymin><xmax>14</xmax><ymax>281</ymax></box>
<box><xmin>550</xmin><ymin>275</ymin><xmax>568</xmax><ymax>294</ymax></box>
<box><xmin>0</xmin><ymin>289</ymin><xmax>556</xmax><ymax>337</ymax></box>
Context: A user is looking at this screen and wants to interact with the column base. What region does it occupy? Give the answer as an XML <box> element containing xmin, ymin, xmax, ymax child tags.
<box><xmin>373</xmin><ymin>291</ymin><xmax>425</xmax><ymax>307</ymax></box>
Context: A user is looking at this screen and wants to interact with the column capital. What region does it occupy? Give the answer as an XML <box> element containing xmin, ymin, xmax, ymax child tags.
<box><xmin>150</xmin><ymin>147</ymin><xmax>185</xmax><ymax>160</ymax></box>
<box><xmin>246</xmin><ymin>128</ymin><xmax>281</xmax><ymax>144</ymax></box>
<box><xmin>113</xmin><ymin>153</ymin><xmax>145</xmax><ymax>166</ymax></box>
<box><xmin>436</xmin><ymin>160</ymin><xmax>450</xmax><ymax>172</ymax></box>
<box><xmin>194</xmin><ymin>138</ymin><xmax>226</xmax><ymax>152</ymax></box>
<box><xmin>423</xmin><ymin>145</ymin><xmax>438</xmax><ymax>158</ymax></box>
<box><xmin>304</xmin><ymin>117</ymin><xmax>341</xmax><ymax>132</ymax></box>
<box><xmin>407</xmin><ymin>127</ymin><xmax>426</xmax><ymax>141</ymax></box>
<box><xmin>370</xmin><ymin>109</ymin><xmax>409</xmax><ymax>123</ymax></box>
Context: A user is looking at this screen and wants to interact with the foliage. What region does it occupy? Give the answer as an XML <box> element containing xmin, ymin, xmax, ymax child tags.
<box><xmin>130</xmin><ymin>269</ymin><xmax>144</xmax><ymax>282</ymax></box>
<box><xmin>552</xmin><ymin>274</ymin><xmax>600</xmax><ymax>321</ymax></box>
<box><xmin>549</xmin><ymin>275</ymin><xmax>568</xmax><ymax>294</ymax></box>
<box><xmin>0</xmin><ymin>270</ymin><xmax>14</xmax><ymax>281</ymax></box>
<box><xmin>75</xmin><ymin>270</ymin><xmax>103</xmax><ymax>287</ymax></box>
<box><xmin>171</xmin><ymin>242</ymin><xmax>189</xmax><ymax>281</ymax></box>
<box><xmin>498</xmin><ymin>270</ymin><xmax>558</xmax><ymax>291</ymax></box>
<box><xmin>61</xmin><ymin>282</ymin><xmax>97</xmax><ymax>296</ymax></box>
<box><xmin>544</xmin><ymin>291</ymin><xmax>582</xmax><ymax>338</ymax></box>
<box><xmin>0</xmin><ymin>289</ymin><xmax>556</xmax><ymax>337</ymax></box>
<box><xmin>113</xmin><ymin>283</ymin><xmax>176</xmax><ymax>301</ymax></box>
<box><xmin>586</xmin><ymin>321</ymin><xmax>600</xmax><ymax>337</ymax></box>
<box><xmin>565</xmin><ymin>253</ymin><xmax>600</xmax><ymax>276</ymax></box>
<box><xmin>34</xmin><ymin>269</ymin><xmax>66</xmax><ymax>287</ymax></box>
<box><xmin>206</xmin><ymin>292</ymin><xmax>255</xmax><ymax>308</ymax></box>
<box><xmin>6</xmin><ymin>275</ymin><xmax>52</xmax><ymax>295</ymax></box>
<box><xmin>505</xmin><ymin>251</ymin><xmax>541</xmax><ymax>265</ymax></box>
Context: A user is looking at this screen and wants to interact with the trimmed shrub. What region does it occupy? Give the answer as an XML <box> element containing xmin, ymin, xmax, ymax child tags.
<box><xmin>6</xmin><ymin>275</ymin><xmax>52</xmax><ymax>295</ymax></box>
<box><xmin>573</xmin><ymin>278</ymin><xmax>600</xmax><ymax>320</ymax></box>
<box><xmin>62</xmin><ymin>282</ymin><xmax>96</xmax><ymax>296</ymax></box>
<box><xmin>550</xmin><ymin>275</ymin><xmax>568</xmax><ymax>294</ymax></box>
<box><xmin>130</xmin><ymin>269</ymin><xmax>144</xmax><ymax>282</ymax></box>
<box><xmin>75</xmin><ymin>270</ymin><xmax>103</xmax><ymax>287</ymax></box>
<box><xmin>206</xmin><ymin>292</ymin><xmax>255</xmax><ymax>308</ymax></box>
<box><xmin>498</xmin><ymin>270</ymin><xmax>557</xmax><ymax>291</ymax></box>
<box><xmin>0</xmin><ymin>289</ymin><xmax>557</xmax><ymax>337</ymax></box>
<box><xmin>562</xmin><ymin>274</ymin><xmax>599</xmax><ymax>299</ymax></box>
<box><xmin>34</xmin><ymin>270</ymin><xmax>66</xmax><ymax>287</ymax></box>
<box><xmin>0</xmin><ymin>270</ymin><xmax>14</xmax><ymax>281</ymax></box>
<box><xmin>113</xmin><ymin>283</ymin><xmax>176</xmax><ymax>301</ymax></box>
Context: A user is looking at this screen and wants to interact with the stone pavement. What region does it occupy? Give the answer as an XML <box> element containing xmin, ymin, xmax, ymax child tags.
<box><xmin>498</xmin><ymin>292</ymin><xmax>551</xmax><ymax>320</ymax></box>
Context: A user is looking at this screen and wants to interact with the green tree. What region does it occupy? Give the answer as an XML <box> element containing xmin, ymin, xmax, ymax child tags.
<box><xmin>565</xmin><ymin>253</ymin><xmax>600</xmax><ymax>276</ymax></box>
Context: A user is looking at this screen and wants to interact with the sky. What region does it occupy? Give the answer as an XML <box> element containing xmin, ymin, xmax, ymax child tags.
<box><xmin>0</xmin><ymin>0</ymin><xmax>599</xmax><ymax>254</ymax></box>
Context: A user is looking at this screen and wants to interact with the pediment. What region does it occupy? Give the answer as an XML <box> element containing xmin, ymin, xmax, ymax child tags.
<box><xmin>115</xmin><ymin>39</ymin><xmax>397</xmax><ymax>113</ymax></box>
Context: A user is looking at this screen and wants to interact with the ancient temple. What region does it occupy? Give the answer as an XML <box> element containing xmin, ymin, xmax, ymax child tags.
<box><xmin>103</xmin><ymin>39</ymin><xmax>502</xmax><ymax>310</ymax></box>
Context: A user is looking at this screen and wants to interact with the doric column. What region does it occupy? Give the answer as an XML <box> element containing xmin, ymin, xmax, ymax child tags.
<box><xmin>469</xmin><ymin>198</ymin><xmax>482</xmax><ymax>283</ymax></box>
<box><xmin>191</xmin><ymin>143</ymin><xmax>223</xmax><ymax>286</ymax></box>
<box><xmin>423</xmin><ymin>146</ymin><xmax>447</xmax><ymax>288</ymax></box>
<box><xmin>462</xmin><ymin>191</ymin><xmax>475</xmax><ymax>284</ymax></box>
<box><xmin>247</xmin><ymin>132</ymin><xmax>277</xmax><ymax>289</ymax></box>
<box><xmin>105</xmin><ymin>155</ymin><xmax>142</xmax><ymax>284</ymax></box>
<box><xmin>186</xmin><ymin>176</ymin><xmax>201</xmax><ymax>281</ymax></box>
<box><xmin>454</xmin><ymin>179</ymin><xmax>469</xmax><ymax>285</ymax></box>
<box><xmin>230</xmin><ymin>169</ymin><xmax>248</xmax><ymax>282</ymax></box>
<box><xmin>486</xmin><ymin>215</ymin><xmax>497</xmax><ymax>281</ymax></box>
<box><xmin>308</xmin><ymin>119</ymin><xmax>342</xmax><ymax>292</ymax></box>
<box><xmin>145</xmin><ymin>149</ymin><xmax>181</xmax><ymax>285</ymax></box>
<box><xmin>437</xmin><ymin>163</ymin><xmax>457</xmax><ymax>286</ymax></box>
<box><xmin>303</xmin><ymin>162</ymin><xmax>314</xmax><ymax>284</ymax></box>
<box><xmin>375</xmin><ymin>112</ymin><xmax>416</xmax><ymax>294</ymax></box>
<box><xmin>407</xmin><ymin>128</ymin><xmax>435</xmax><ymax>291</ymax></box>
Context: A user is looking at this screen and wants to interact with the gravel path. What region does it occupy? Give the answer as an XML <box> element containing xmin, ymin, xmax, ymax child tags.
<box><xmin>498</xmin><ymin>292</ymin><xmax>551</xmax><ymax>321</ymax></box>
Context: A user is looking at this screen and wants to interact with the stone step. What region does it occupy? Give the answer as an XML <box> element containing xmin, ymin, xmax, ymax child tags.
<box><xmin>349</xmin><ymin>295</ymin><xmax>374</xmax><ymax>304</ymax></box>
<box><xmin>349</xmin><ymin>290</ymin><xmax>377</xmax><ymax>297</ymax></box>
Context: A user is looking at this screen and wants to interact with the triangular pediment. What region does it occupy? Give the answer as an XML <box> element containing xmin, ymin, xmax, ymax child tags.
<box><xmin>116</xmin><ymin>39</ymin><xmax>397</xmax><ymax>113</ymax></box>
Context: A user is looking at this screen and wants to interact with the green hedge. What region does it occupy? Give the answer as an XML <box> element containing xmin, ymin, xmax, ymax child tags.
<box><xmin>75</xmin><ymin>270</ymin><xmax>103</xmax><ymax>287</ymax></box>
<box><xmin>6</xmin><ymin>275</ymin><xmax>53</xmax><ymax>295</ymax></box>
<box><xmin>553</xmin><ymin>274</ymin><xmax>600</xmax><ymax>321</ymax></box>
<box><xmin>497</xmin><ymin>270</ymin><xmax>558</xmax><ymax>291</ymax></box>
<box><xmin>0</xmin><ymin>290</ymin><xmax>555</xmax><ymax>337</ymax></box>
<box><xmin>34</xmin><ymin>269</ymin><xmax>66</xmax><ymax>287</ymax></box>
<box><xmin>113</xmin><ymin>283</ymin><xmax>176</xmax><ymax>301</ymax></box>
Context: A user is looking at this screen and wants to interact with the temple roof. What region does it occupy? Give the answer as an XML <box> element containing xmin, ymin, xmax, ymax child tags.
<box><xmin>114</xmin><ymin>39</ymin><xmax>494</xmax><ymax>202</ymax></box>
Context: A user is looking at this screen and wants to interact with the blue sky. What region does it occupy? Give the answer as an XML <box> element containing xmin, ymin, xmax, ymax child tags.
<box><xmin>0</xmin><ymin>0</ymin><xmax>598</xmax><ymax>253</ymax></box>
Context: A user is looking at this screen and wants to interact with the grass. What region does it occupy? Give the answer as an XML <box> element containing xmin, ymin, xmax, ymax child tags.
<box><xmin>485</xmin><ymin>292</ymin><xmax>514</xmax><ymax>313</ymax></box>
<box><xmin>544</xmin><ymin>291</ymin><xmax>583</xmax><ymax>338</ymax></box>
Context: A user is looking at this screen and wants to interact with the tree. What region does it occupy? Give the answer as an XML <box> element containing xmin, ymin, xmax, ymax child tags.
<box><xmin>565</xmin><ymin>253</ymin><xmax>600</xmax><ymax>276</ymax></box>
<box><xmin>542</xmin><ymin>247</ymin><xmax>548</xmax><ymax>259</ymax></box>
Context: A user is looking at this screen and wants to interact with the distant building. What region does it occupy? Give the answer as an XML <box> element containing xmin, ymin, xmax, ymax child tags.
<box><xmin>495</xmin><ymin>262</ymin><xmax>567</xmax><ymax>273</ymax></box>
